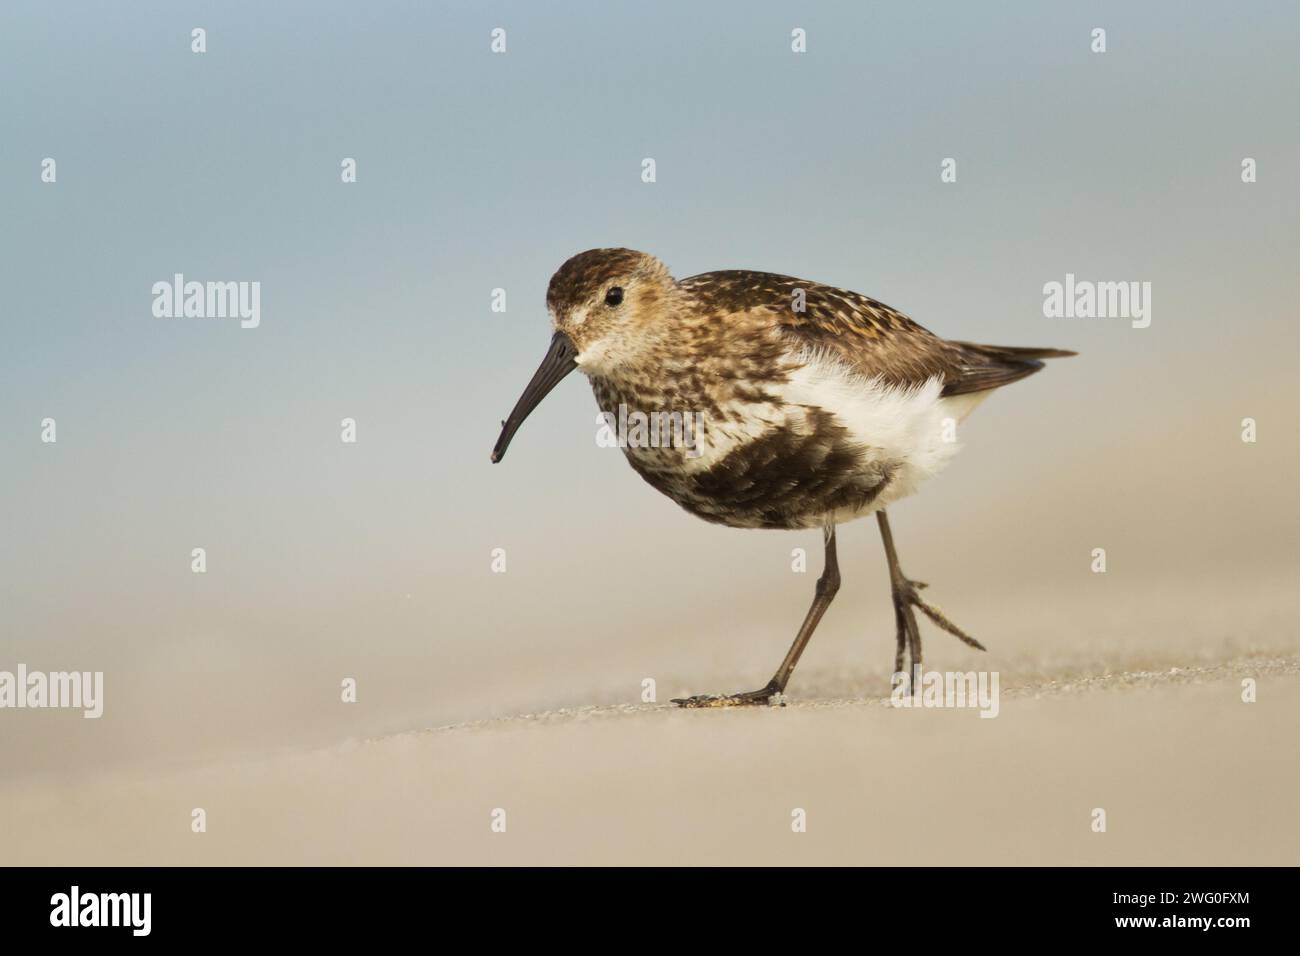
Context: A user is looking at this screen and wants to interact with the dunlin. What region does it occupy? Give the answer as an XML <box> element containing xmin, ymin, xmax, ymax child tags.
<box><xmin>491</xmin><ymin>249</ymin><xmax>1074</xmax><ymax>707</ymax></box>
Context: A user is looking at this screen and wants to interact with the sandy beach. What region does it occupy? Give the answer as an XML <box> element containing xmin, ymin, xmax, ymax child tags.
<box><xmin>4</xmin><ymin>641</ymin><xmax>1295</xmax><ymax>866</ymax></box>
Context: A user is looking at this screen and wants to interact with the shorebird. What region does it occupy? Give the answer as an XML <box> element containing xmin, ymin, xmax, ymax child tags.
<box><xmin>491</xmin><ymin>249</ymin><xmax>1074</xmax><ymax>707</ymax></box>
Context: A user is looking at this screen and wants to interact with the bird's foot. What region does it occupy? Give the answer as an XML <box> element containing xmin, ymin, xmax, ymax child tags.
<box><xmin>894</xmin><ymin>574</ymin><xmax>982</xmax><ymax>650</ymax></box>
<box><xmin>672</xmin><ymin>682</ymin><xmax>786</xmax><ymax>709</ymax></box>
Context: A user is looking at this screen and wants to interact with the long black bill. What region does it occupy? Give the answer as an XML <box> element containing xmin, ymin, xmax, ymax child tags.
<box><xmin>490</xmin><ymin>331</ymin><xmax>578</xmax><ymax>463</ymax></box>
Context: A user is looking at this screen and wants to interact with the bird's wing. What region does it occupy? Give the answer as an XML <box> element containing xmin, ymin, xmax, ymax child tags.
<box><xmin>680</xmin><ymin>271</ymin><xmax>1072</xmax><ymax>397</ymax></box>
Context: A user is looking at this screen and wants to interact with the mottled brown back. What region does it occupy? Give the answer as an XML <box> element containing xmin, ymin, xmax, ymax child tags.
<box><xmin>678</xmin><ymin>270</ymin><xmax>1074</xmax><ymax>396</ymax></box>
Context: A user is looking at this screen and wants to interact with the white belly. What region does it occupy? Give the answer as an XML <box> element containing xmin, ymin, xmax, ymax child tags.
<box><xmin>778</xmin><ymin>353</ymin><xmax>990</xmax><ymax>523</ymax></box>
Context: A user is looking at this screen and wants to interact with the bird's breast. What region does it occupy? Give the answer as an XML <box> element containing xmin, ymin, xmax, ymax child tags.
<box><xmin>588</xmin><ymin>372</ymin><xmax>897</xmax><ymax>530</ymax></box>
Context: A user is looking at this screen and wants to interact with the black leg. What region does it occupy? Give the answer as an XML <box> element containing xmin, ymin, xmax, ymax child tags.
<box><xmin>673</xmin><ymin>523</ymin><xmax>840</xmax><ymax>708</ymax></box>
<box><xmin>876</xmin><ymin>509</ymin><xmax>985</xmax><ymax>690</ymax></box>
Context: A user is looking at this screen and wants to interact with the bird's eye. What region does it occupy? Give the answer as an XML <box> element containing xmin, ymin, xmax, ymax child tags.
<box><xmin>605</xmin><ymin>286</ymin><xmax>624</xmax><ymax>307</ymax></box>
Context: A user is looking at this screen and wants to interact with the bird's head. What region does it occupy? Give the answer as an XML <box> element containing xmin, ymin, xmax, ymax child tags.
<box><xmin>491</xmin><ymin>248</ymin><xmax>677</xmax><ymax>462</ymax></box>
<box><xmin>546</xmin><ymin>248</ymin><xmax>677</xmax><ymax>373</ymax></box>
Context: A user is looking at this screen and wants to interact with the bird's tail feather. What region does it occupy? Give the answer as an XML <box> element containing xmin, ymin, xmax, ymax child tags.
<box><xmin>941</xmin><ymin>341</ymin><xmax>1076</xmax><ymax>396</ymax></box>
<box><xmin>952</xmin><ymin>342</ymin><xmax>1078</xmax><ymax>361</ymax></box>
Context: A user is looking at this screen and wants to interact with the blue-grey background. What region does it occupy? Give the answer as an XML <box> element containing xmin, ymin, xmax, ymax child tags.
<box><xmin>2</xmin><ymin>1</ymin><xmax>1297</xmax><ymax>779</ymax></box>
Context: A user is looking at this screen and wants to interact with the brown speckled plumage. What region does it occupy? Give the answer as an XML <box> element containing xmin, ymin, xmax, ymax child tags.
<box><xmin>679</xmin><ymin>269</ymin><xmax>1068</xmax><ymax>397</ymax></box>
<box><xmin>537</xmin><ymin>249</ymin><xmax>1072</xmax><ymax>530</ymax></box>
